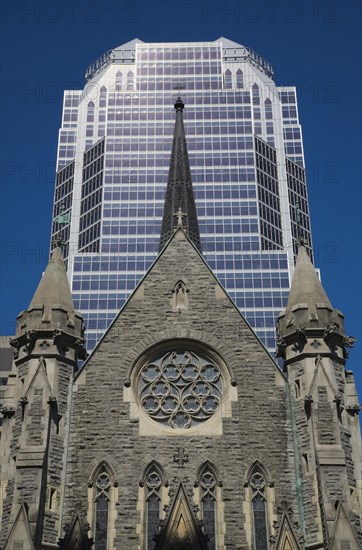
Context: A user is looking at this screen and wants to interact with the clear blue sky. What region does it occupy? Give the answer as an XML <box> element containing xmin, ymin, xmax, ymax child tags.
<box><xmin>1</xmin><ymin>0</ymin><xmax>361</xmax><ymax>398</ymax></box>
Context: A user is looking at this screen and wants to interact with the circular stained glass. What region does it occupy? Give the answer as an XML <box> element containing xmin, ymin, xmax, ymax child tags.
<box><xmin>138</xmin><ymin>350</ymin><xmax>223</xmax><ymax>429</ymax></box>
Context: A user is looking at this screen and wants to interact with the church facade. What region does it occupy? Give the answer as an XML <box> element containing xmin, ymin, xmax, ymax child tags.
<box><xmin>0</xmin><ymin>98</ymin><xmax>361</xmax><ymax>550</ymax></box>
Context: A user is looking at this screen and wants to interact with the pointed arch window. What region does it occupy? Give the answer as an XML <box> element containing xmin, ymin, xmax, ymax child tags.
<box><xmin>100</xmin><ymin>85</ymin><xmax>107</xmax><ymax>107</ymax></box>
<box><xmin>145</xmin><ymin>467</ymin><xmax>162</xmax><ymax>549</ymax></box>
<box><xmin>172</xmin><ymin>280</ymin><xmax>189</xmax><ymax>310</ymax></box>
<box><xmin>252</xmin><ymin>83</ymin><xmax>260</xmax><ymax>104</ymax></box>
<box><xmin>250</xmin><ymin>470</ymin><xmax>268</xmax><ymax>550</ymax></box>
<box><xmin>236</xmin><ymin>69</ymin><xmax>243</xmax><ymax>89</ymax></box>
<box><xmin>224</xmin><ymin>69</ymin><xmax>232</xmax><ymax>89</ymax></box>
<box><xmin>94</xmin><ymin>471</ymin><xmax>111</xmax><ymax>550</ymax></box>
<box><xmin>200</xmin><ymin>468</ymin><xmax>217</xmax><ymax>550</ymax></box>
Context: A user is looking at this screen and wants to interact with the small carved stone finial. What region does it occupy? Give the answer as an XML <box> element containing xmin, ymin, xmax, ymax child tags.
<box><xmin>174</xmin><ymin>95</ymin><xmax>185</xmax><ymax>111</ymax></box>
<box><xmin>173</xmin><ymin>447</ymin><xmax>189</xmax><ymax>468</ymax></box>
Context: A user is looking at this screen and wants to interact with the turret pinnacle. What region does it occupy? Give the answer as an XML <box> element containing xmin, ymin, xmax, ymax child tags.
<box><xmin>159</xmin><ymin>97</ymin><xmax>202</xmax><ymax>252</ymax></box>
<box><xmin>29</xmin><ymin>246</ymin><xmax>75</xmax><ymax>313</ymax></box>
<box><xmin>286</xmin><ymin>243</ymin><xmax>332</xmax><ymax>315</ymax></box>
<box><xmin>277</xmin><ymin>242</ymin><xmax>344</xmax><ymax>339</ymax></box>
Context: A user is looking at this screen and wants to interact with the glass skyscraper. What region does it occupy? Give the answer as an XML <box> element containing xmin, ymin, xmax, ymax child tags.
<box><xmin>51</xmin><ymin>37</ymin><xmax>312</xmax><ymax>352</ymax></box>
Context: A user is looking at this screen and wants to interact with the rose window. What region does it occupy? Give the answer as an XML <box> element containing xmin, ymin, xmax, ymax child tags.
<box><xmin>138</xmin><ymin>350</ymin><xmax>223</xmax><ymax>429</ymax></box>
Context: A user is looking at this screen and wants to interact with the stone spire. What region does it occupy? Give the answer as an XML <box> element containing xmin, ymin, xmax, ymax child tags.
<box><xmin>159</xmin><ymin>96</ymin><xmax>202</xmax><ymax>252</ymax></box>
<box><xmin>277</xmin><ymin>242</ymin><xmax>344</xmax><ymax>340</ymax></box>
<box><xmin>29</xmin><ymin>245</ymin><xmax>75</xmax><ymax>314</ymax></box>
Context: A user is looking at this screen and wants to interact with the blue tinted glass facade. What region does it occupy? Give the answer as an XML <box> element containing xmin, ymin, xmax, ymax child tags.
<box><xmin>51</xmin><ymin>39</ymin><xmax>312</xmax><ymax>352</ymax></box>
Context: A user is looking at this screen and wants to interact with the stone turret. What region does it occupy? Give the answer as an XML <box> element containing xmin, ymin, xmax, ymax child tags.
<box><xmin>0</xmin><ymin>246</ymin><xmax>86</xmax><ymax>550</ymax></box>
<box><xmin>277</xmin><ymin>242</ymin><xmax>361</xmax><ymax>548</ymax></box>
<box><xmin>277</xmin><ymin>243</ymin><xmax>346</xmax><ymax>360</ymax></box>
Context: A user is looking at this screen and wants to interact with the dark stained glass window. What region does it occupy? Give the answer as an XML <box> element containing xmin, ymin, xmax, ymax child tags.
<box><xmin>201</xmin><ymin>471</ymin><xmax>216</xmax><ymax>550</ymax></box>
<box><xmin>94</xmin><ymin>472</ymin><xmax>110</xmax><ymax>550</ymax></box>
<box><xmin>250</xmin><ymin>472</ymin><xmax>268</xmax><ymax>550</ymax></box>
<box><xmin>146</xmin><ymin>470</ymin><xmax>161</xmax><ymax>549</ymax></box>
<box><xmin>253</xmin><ymin>494</ymin><xmax>268</xmax><ymax>550</ymax></box>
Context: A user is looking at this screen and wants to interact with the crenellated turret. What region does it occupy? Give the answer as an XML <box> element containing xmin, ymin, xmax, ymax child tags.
<box><xmin>0</xmin><ymin>246</ymin><xmax>86</xmax><ymax>550</ymax></box>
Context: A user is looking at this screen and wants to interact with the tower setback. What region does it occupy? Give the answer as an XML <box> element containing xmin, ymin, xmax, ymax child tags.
<box><xmin>50</xmin><ymin>38</ymin><xmax>312</xmax><ymax>353</ymax></box>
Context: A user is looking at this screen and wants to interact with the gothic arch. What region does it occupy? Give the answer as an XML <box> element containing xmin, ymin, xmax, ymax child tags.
<box><xmin>88</xmin><ymin>456</ymin><xmax>117</xmax><ymax>486</ymax></box>
<box><xmin>195</xmin><ymin>460</ymin><xmax>223</xmax><ymax>550</ymax></box>
<box><xmin>236</xmin><ymin>68</ymin><xmax>243</xmax><ymax>88</ymax></box>
<box><xmin>196</xmin><ymin>460</ymin><xmax>222</xmax><ymax>485</ymax></box>
<box><xmin>171</xmin><ymin>280</ymin><xmax>189</xmax><ymax>310</ymax></box>
<box><xmin>224</xmin><ymin>69</ymin><xmax>232</xmax><ymax>89</ymax></box>
<box><xmin>87</xmin><ymin>459</ymin><xmax>118</xmax><ymax>550</ymax></box>
<box><xmin>245</xmin><ymin>460</ymin><xmax>271</xmax><ymax>550</ymax></box>
<box><xmin>140</xmin><ymin>460</ymin><xmax>168</xmax><ymax>487</ymax></box>
<box><xmin>142</xmin><ymin>461</ymin><xmax>166</xmax><ymax>550</ymax></box>
<box><xmin>246</xmin><ymin>459</ymin><xmax>270</xmax><ymax>484</ymax></box>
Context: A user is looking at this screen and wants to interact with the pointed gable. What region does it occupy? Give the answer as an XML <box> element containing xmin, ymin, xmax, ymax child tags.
<box><xmin>308</xmin><ymin>355</ymin><xmax>338</xmax><ymax>399</ymax></box>
<box><xmin>24</xmin><ymin>356</ymin><xmax>52</xmax><ymax>398</ymax></box>
<box><xmin>3</xmin><ymin>505</ymin><xmax>35</xmax><ymax>550</ymax></box>
<box><xmin>330</xmin><ymin>502</ymin><xmax>361</xmax><ymax>550</ymax></box>
<box><xmin>74</xmin><ymin>229</ymin><xmax>286</xmax><ymax>439</ymax></box>
<box><xmin>270</xmin><ymin>502</ymin><xmax>303</xmax><ymax>550</ymax></box>
<box><xmin>58</xmin><ymin>513</ymin><xmax>93</xmax><ymax>550</ymax></box>
<box><xmin>155</xmin><ymin>482</ymin><xmax>208</xmax><ymax>550</ymax></box>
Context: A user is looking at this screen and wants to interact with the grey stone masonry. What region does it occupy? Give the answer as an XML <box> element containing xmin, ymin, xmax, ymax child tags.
<box><xmin>277</xmin><ymin>243</ymin><xmax>362</xmax><ymax>547</ymax></box>
<box><xmin>63</xmin><ymin>230</ymin><xmax>298</xmax><ymax>549</ymax></box>
<box><xmin>0</xmin><ymin>247</ymin><xmax>86</xmax><ymax>550</ymax></box>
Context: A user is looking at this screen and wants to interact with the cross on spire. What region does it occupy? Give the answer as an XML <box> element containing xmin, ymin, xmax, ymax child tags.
<box><xmin>173</xmin><ymin>82</ymin><xmax>185</xmax><ymax>92</ymax></box>
<box><xmin>173</xmin><ymin>207</ymin><xmax>187</xmax><ymax>229</ymax></box>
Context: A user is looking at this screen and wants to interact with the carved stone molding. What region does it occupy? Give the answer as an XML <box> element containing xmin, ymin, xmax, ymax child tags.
<box><xmin>173</xmin><ymin>447</ymin><xmax>189</xmax><ymax>468</ymax></box>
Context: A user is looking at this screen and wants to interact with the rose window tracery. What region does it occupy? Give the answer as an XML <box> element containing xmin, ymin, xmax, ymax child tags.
<box><xmin>138</xmin><ymin>350</ymin><xmax>223</xmax><ymax>429</ymax></box>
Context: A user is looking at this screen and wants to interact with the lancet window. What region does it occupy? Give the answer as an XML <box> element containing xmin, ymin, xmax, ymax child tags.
<box><xmin>252</xmin><ymin>83</ymin><xmax>260</xmax><ymax>104</ymax></box>
<box><xmin>199</xmin><ymin>466</ymin><xmax>217</xmax><ymax>550</ymax></box>
<box><xmin>224</xmin><ymin>69</ymin><xmax>232</xmax><ymax>89</ymax></box>
<box><xmin>94</xmin><ymin>470</ymin><xmax>111</xmax><ymax>550</ymax></box>
<box><xmin>249</xmin><ymin>467</ymin><xmax>269</xmax><ymax>550</ymax></box>
<box><xmin>236</xmin><ymin>69</ymin><xmax>243</xmax><ymax>89</ymax></box>
<box><xmin>145</xmin><ymin>466</ymin><xmax>162</xmax><ymax>550</ymax></box>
